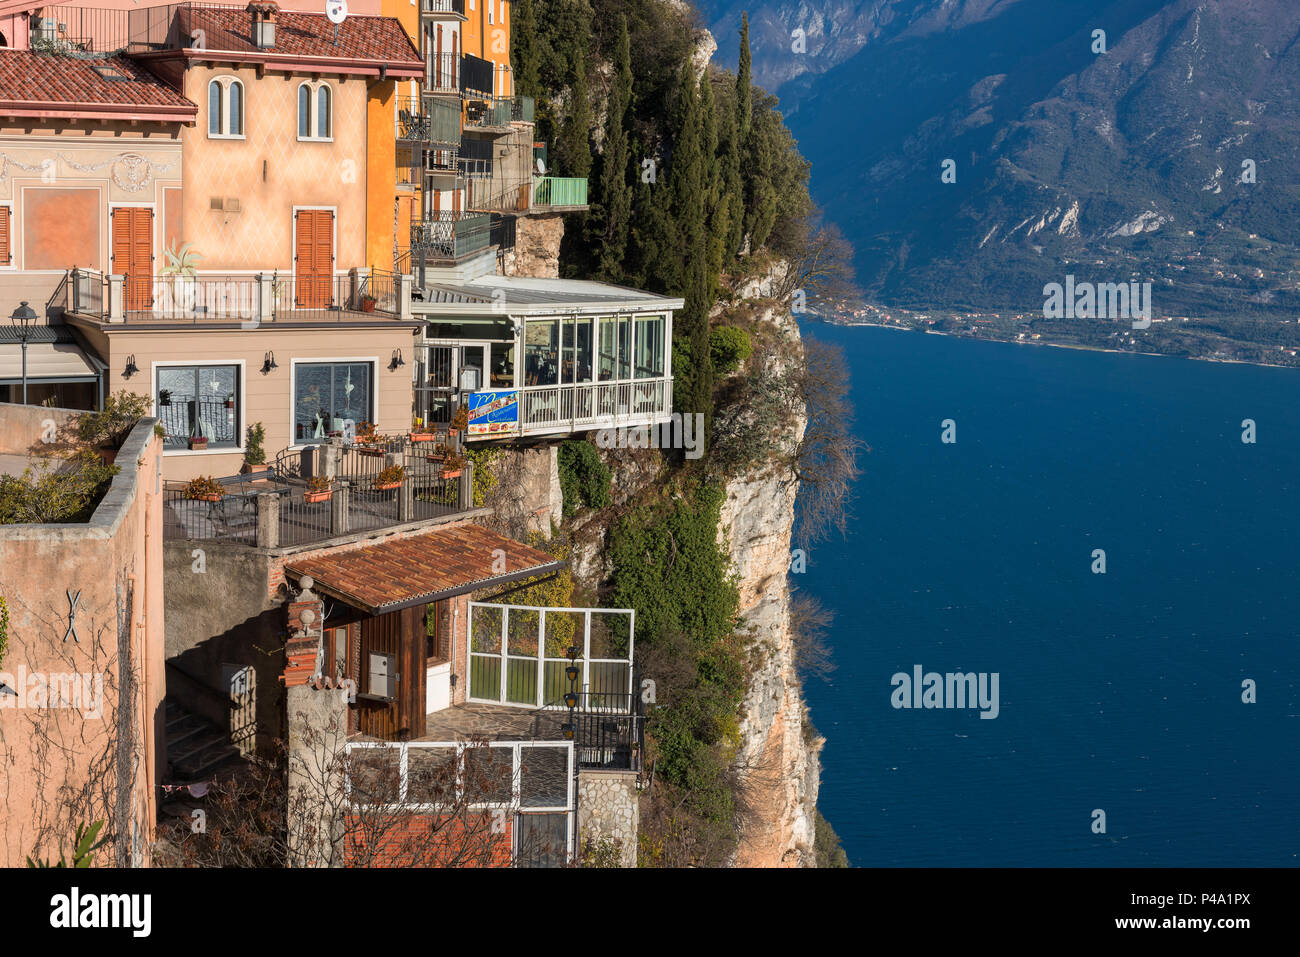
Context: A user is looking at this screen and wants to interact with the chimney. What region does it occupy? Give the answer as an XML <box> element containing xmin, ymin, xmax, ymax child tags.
<box><xmin>248</xmin><ymin>1</ymin><xmax>278</xmax><ymax>49</ymax></box>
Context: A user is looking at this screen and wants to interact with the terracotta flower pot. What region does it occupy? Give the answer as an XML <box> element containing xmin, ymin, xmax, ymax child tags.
<box><xmin>409</xmin><ymin>431</ymin><xmax>435</xmax><ymax>443</ymax></box>
<box><xmin>305</xmin><ymin>489</ymin><xmax>333</xmax><ymax>504</ymax></box>
<box><xmin>357</xmin><ymin>446</ymin><xmax>384</xmax><ymax>458</ymax></box>
<box><xmin>189</xmin><ymin>438</ymin><xmax>209</xmax><ymax>451</ymax></box>
<box><xmin>375</xmin><ymin>481</ymin><xmax>401</xmax><ymax>491</ymax></box>
<box><xmin>189</xmin><ymin>493</ymin><xmax>222</xmax><ymax>503</ymax></box>
<box><xmin>440</xmin><ymin>468</ymin><xmax>462</xmax><ymax>479</ymax></box>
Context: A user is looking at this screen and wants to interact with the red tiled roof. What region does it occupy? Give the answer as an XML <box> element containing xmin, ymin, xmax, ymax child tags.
<box><xmin>173</xmin><ymin>6</ymin><xmax>421</xmax><ymax>71</ymax></box>
<box><xmin>285</xmin><ymin>524</ymin><xmax>566</xmax><ymax>614</ymax></box>
<box><xmin>0</xmin><ymin>51</ymin><xmax>196</xmax><ymax>120</ymax></box>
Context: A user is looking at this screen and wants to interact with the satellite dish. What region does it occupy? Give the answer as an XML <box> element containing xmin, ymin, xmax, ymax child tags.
<box><xmin>326</xmin><ymin>0</ymin><xmax>347</xmax><ymax>25</ymax></box>
<box><xmin>535</xmin><ymin>157</ymin><xmax>546</xmax><ymax>175</ymax></box>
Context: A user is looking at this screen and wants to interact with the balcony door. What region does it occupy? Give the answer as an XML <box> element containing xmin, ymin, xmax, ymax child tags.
<box><xmin>110</xmin><ymin>206</ymin><xmax>153</xmax><ymax>312</ymax></box>
<box><xmin>294</xmin><ymin>209</ymin><xmax>334</xmax><ymax>308</ymax></box>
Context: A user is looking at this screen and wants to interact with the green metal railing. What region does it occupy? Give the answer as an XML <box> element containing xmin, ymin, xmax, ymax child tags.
<box><xmin>532</xmin><ymin>177</ymin><xmax>588</xmax><ymax>208</ymax></box>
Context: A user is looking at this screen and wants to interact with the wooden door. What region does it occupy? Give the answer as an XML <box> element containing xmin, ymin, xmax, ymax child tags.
<box><xmin>111</xmin><ymin>207</ymin><xmax>153</xmax><ymax>312</ymax></box>
<box><xmin>357</xmin><ymin>606</ymin><xmax>427</xmax><ymax>741</ymax></box>
<box><xmin>294</xmin><ymin>209</ymin><xmax>334</xmax><ymax>308</ymax></box>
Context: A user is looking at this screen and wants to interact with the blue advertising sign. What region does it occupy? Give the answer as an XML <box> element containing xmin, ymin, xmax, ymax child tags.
<box><xmin>467</xmin><ymin>390</ymin><xmax>519</xmax><ymax>438</ymax></box>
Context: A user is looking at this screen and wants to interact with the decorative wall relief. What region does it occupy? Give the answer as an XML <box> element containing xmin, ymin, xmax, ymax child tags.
<box><xmin>58</xmin><ymin>152</ymin><xmax>176</xmax><ymax>192</ymax></box>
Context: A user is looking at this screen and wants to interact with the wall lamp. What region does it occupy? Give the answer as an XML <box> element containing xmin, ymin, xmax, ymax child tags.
<box><xmin>123</xmin><ymin>354</ymin><xmax>138</xmax><ymax>377</ymax></box>
<box><xmin>262</xmin><ymin>351</ymin><xmax>278</xmax><ymax>374</ymax></box>
<box><xmin>389</xmin><ymin>348</ymin><xmax>405</xmax><ymax>371</ymax></box>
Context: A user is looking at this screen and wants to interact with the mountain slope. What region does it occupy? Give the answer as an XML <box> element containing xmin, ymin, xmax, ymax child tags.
<box><xmin>707</xmin><ymin>0</ymin><xmax>1300</xmax><ymax>319</ymax></box>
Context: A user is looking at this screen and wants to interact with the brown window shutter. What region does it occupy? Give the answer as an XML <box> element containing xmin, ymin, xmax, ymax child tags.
<box><xmin>0</xmin><ymin>206</ymin><xmax>10</xmax><ymax>264</ymax></box>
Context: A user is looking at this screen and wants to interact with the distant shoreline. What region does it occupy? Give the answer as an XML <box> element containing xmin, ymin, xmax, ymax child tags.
<box><xmin>817</xmin><ymin>318</ymin><xmax>1300</xmax><ymax>373</ymax></box>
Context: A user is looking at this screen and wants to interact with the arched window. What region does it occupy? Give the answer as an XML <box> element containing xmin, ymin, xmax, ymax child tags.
<box><xmin>298</xmin><ymin>84</ymin><xmax>310</xmax><ymax>138</ymax></box>
<box><xmin>316</xmin><ymin>86</ymin><xmax>331</xmax><ymax>138</ymax></box>
<box><xmin>297</xmin><ymin>81</ymin><xmax>333</xmax><ymax>141</ymax></box>
<box><xmin>207</xmin><ymin>77</ymin><xmax>244</xmax><ymax>138</ymax></box>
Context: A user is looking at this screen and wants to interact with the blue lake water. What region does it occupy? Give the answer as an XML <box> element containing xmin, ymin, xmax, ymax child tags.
<box><xmin>797</xmin><ymin>323</ymin><xmax>1300</xmax><ymax>866</ymax></box>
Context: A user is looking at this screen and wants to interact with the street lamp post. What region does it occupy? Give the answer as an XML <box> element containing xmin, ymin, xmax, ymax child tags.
<box><xmin>9</xmin><ymin>301</ymin><xmax>38</xmax><ymax>405</ymax></box>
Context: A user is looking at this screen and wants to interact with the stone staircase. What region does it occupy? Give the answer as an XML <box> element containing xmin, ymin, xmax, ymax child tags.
<box><xmin>165</xmin><ymin>697</ymin><xmax>240</xmax><ymax>780</ymax></box>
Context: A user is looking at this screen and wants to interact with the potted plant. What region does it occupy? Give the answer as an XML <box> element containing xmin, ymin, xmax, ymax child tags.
<box><xmin>241</xmin><ymin>422</ymin><xmax>266</xmax><ymax>474</ymax></box>
<box><xmin>409</xmin><ymin>416</ymin><xmax>436</xmax><ymax>442</ymax></box>
<box><xmin>354</xmin><ymin>420</ymin><xmax>385</xmax><ymax>457</ymax></box>
<box><xmin>304</xmin><ymin>475</ymin><xmax>333</xmax><ymax>504</ymax></box>
<box><xmin>184</xmin><ymin>475</ymin><xmax>224</xmax><ymax>502</ymax></box>
<box><xmin>158</xmin><ymin>389</ymin><xmax>173</xmax><ymax>407</ymax></box>
<box><xmin>374</xmin><ymin>463</ymin><xmax>406</xmax><ymax>491</ymax></box>
<box><xmin>161</xmin><ymin>240</ymin><xmax>204</xmax><ymax>315</ymax></box>
<box><xmin>360</xmin><ymin>294</ymin><xmax>378</xmax><ymax>313</ymax></box>
<box><xmin>189</xmin><ymin>434</ymin><xmax>209</xmax><ymax>451</ymax></box>
<box><xmin>449</xmin><ymin>405</ymin><xmax>469</xmax><ymax>435</ymax></box>
<box><xmin>439</xmin><ymin>450</ymin><xmax>467</xmax><ymax>479</ymax></box>
<box><xmin>224</xmin><ymin>392</ymin><xmax>235</xmax><ymax>410</ymax></box>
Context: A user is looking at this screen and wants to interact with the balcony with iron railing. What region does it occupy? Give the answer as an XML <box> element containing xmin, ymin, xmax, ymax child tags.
<box><xmin>531</xmin><ymin>176</ymin><xmax>589</xmax><ymax>210</ymax></box>
<box><xmin>425</xmin><ymin>52</ymin><xmax>461</xmax><ymax>94</ymax></box>
<box><xmin>419</xmin><ymin>0</ymin><xmax>466</xmax><ymax>17</ymax></box>
<box><xmin>410</xmin><ymin>212</ymin><xmax>492</xmax><ymax>274</ymax></box>
<box><xmin>462</xmin><ymin>95</ymin><xmax>534</xmax><ymax>133</ymax></box>
<box><xmin>162</xmin><ymin>435</ymin><xmax>473</xmax><ymax>548</ymax></box>
<box><xmin>397</xmin><ymin>95</ymin><xmax>461</xmax><ymax>146</ymax></box>
<box><xmin>63</xmin><ymin>268</ymin><xmax>408</xmax><ymax>324</ymax></box>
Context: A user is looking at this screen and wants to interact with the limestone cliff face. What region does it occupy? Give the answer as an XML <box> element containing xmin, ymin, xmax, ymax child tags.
<box><xmin>717</xmin><ymin>280</ymin><xmax>821</xmax><ymax>867</ymax></box>
<box><xmin>502</xmin><ymin>214</ymin><xmax>565</xmax><ymax>279</ymax></box>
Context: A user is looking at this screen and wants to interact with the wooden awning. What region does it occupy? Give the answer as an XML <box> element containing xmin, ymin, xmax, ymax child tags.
<box><xmin>284</xmin><ymin>523</ymin><xmax>564</xmax><ymax>615</ymax></box>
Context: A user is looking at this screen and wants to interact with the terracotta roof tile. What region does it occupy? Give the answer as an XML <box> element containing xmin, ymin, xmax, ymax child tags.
<box><xmin>0</xmin><ymin>51</ymin><xmax>196</xmax><ymax>114</ymax></box>
<box><xmin>285</xmin><ymin>524</ymin><xmax>565</xmax><ymax>614</ymax></box>
<box><xmin>173</xmin><ymin>5</ymin><xmax>421</xmax><ymax>68</ymax></box>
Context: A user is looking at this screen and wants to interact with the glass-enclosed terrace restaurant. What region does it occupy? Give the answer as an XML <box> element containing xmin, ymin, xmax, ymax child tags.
<box><xmin>411</xmin><ymin>276</ymin><xmax>683</xmax><ymax>440</ymax></box>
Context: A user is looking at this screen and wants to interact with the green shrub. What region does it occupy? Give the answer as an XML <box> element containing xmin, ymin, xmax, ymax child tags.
<box><xmin>244</xmin><ymin>422</ymin><xmax>266</xmax><ymax>466</ymax></box>
<box><xmin>709</xmin><ymin>326</ymin><xmax>753</xmax><ymax>374</ymax></box>
<box><xmin>77</xmin><ymin>390</ymin><xmax>151</xmax><ymax>448</ymax></box>
<box><xmin>0</xmin><ymin>450</ymin><xmax>119</xmax><ymax>525</ymax></box>
<box><xmin>558</xmin><ymin>440</ymin><xmax>612</xmax><ymax>518</ymax></box>
<box><xmin>814</xmin><ymin>809</ymin><xmax>850</xmax><ymax>868</ymax></box>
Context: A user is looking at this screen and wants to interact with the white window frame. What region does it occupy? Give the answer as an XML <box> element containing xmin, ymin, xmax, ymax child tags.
<box><xmin>297</xmin><ymin>81</ymin><xmax>334</xmax><ymax>142</ymax></box>
<box><xmin>288</xmin><ymin>355</ymin><xmax>379</xmax><ymax>450</ymax></box>
<box><xmin>206</xmin><ymin>77</ymin><xmax>245</xmax><ymax>140</ymax></box>
<box><xmin>152</xmin><ymin>358</ymin><xmax>247</xmax><ymax>456</ymax></box>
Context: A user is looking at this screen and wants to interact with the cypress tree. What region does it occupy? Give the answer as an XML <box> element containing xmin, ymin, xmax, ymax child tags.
<box><xmin>592</xmin><ymin>15</ymin><xmax>634</xmax><ymax>282</ymax></box>
<box><xmin>668</xmin><ymin>64</ymin><xmax>713</xmax><ymax>419</ymax></box>
<box><xmin>698</xmin><ymin>69</ymin><xmax>725</xmax><ymax>294</ymax></box>
<box><xmin>718</xmin><ymin>79</ymin><xmax>745</xmax><ymax>264</ymax></box>
<box><xmin>559</xmin><ymin>40</ymin><xmax>593</xmax><ymax>179</ymax></box>
<box><xmin>735</xmin><ymin>13</ymin><xmax>755</xmax><ymax>254</ymax></box>
<box><xmin>736</xmin><ymin>13</ymin><xmax>753</xmax><ymax>144</ymax></box>
<box><xmin>512</xmin><ymin>0</ymin><xmax>542</xmax><ymax>98</ymax></box>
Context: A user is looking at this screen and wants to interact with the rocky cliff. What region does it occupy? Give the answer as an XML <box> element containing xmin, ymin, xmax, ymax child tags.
<box><xmin>716</xmin><ymin>281</ymin><xmax>821</xmax><ymax>867</ymax></box>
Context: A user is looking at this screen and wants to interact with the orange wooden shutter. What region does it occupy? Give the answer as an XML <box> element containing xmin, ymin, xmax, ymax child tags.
<box><xmin>0</xmin><ymin>206</ymin><xmax>10</xmax><ymax>264</ymax></box>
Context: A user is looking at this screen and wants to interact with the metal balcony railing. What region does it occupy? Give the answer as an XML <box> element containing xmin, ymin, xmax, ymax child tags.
<box><xmin>420</xmin><ymin>0</ymin><xmax>465</xmax><ymax>16</ymax></box>
<box><xmin>425</xmin><ymin>52</ymin><xmax>461</xmax><ymax>93</ymax></box>
<box><xmin>532</xmin><ymin>177</ymin><xmax>588</xmax><ymax>208</ymax></box>
<box><xmin>397</xmin><ymin>94</ymin><xmax>460</xmax><ymax>146</ymax></box>
<box><xmin>410</xmin><ymin>212</ymin><xmax>491</xmax><ymax>264</ymax></box>
<box><xmin>460</xmin><ymin>53</ymin><xmax>494</xmax><ymax>97</ymax></box>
